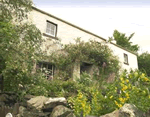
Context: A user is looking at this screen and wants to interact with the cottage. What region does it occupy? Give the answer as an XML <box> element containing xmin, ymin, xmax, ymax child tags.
<box><xmin>29</xmin><ymin>7</ymin><xmax>138</xmax><ymax>79</ymax></box>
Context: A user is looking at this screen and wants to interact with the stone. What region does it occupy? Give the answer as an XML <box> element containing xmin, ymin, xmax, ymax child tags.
<box><xmin>50</xmin><ymin>105</ymin><xmax>73</xmax><ymax>117</ymax></box>
<box><xmin>100</xmin><ymin>110</ymin><xmax>119</xmax><ymax>117</ymax></box>
<box><xmin>44</xmin><ymin>97</ymin><xmax>67</xmax><ymax>110</ymax></box>
<box><xmin>17</xmin><ymin>106</ymin><xmax>51</xmax><ymax>117</ymax></box>
<box><xmin>0</xmin><ymin>93</ymin><xmax>17</xmax><ymax>107</ymax></box>
<box><xmin>85</xmin><ymin>115</ymin><xmax>98</xmax><ymax>117</ymax></box>
<box><xmin>18</xmin><ymin>106</ymin><xmax>27</xmax><ymax>116</ymax></box>
<box><xmin>66</xmin><ymin>113</ymin><xmax>76</xmax><ymax>117</ymax></box>
<box><xmin>5</xmin><ymin>113</ymin><xmax>13</xmax><ymax>117</ymax></box>
<box><xmin>24</xmin><ymin>94</ymin><xmax>35</xmax><ymax>100</ymax></box>
<box><xmin>27</xmin><ymin>96</ymin><xmax>48</xmax><ymax>110</ymax></box>
<box><xmin>100</xmin><ymin>104</ymin><xmax>144</xmax><ymax>117</ymax></box>
<box><xmin>119</xmin><ymin>104</ymin><xmax>143</xmax><ymax>117</ymax></box>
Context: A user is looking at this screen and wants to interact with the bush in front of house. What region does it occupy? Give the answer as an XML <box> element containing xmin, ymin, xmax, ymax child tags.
<box><xmin>68</xmin><ymin>70</ymin><xmax>150</xmax><ymax>117</ymax></box>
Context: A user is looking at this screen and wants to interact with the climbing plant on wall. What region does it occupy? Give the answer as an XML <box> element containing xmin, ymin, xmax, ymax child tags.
<box><xmin>49</xmin><ymin>38</ymin><xmax>120</xmax><ymax>80</ymax></box>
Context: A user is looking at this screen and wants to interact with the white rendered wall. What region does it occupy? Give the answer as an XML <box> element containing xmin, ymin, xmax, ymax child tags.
<box><xmin>30</xmin><ymin>8</ymin><xmax>138</xmax><ymax>71</ymax></box>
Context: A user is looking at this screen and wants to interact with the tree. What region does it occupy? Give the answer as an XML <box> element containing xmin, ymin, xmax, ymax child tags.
<box><xmin>138</xmin><ymin>52</ymin><xmax>150</xmax><ymax>76</ymax></box>
<box><xmin>0</xmin><ymin>0</ymin><xmax>44</xmax><ymax>92</ymax></box>
<box><xmin>109</xmin><ymin>30</ymin><xmax>139</xmax><ymax>53</ymax></box>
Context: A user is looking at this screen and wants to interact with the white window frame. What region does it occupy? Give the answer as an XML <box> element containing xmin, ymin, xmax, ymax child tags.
<box><xmin>37</xmin><ymin>62</ymin><xmax>55</xmax><ymax>79</ymax></box>
<box><xmin>46</xmin><ymin>21</ymin><xmax>57</xmax><ymax>37</ymax></box>
<box><xmin>124</xmin><ymin>53</ymin><xmax>129</xmax><ymax>65</ymax></box>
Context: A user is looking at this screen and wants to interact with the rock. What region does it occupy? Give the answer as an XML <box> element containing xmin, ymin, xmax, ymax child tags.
<box><xmin>100</xmin><ymin>110</ymin><xmax>119</xmax><ymax>117</ymax></box>
<box><xmin>17</xmin><ymin>106</ymin><xmax>51</xmax><ymax>117</ymax></box>
<box><xmin>24</xmin><ymin>94</ymin><xmax>35</xmax><ymax>100</ymax></box>
<box><xmin>27</xmin><ymin>96</ymin><xmax>48</xmax><ymax>110</ymax></box>
<box><xmin>5</xmin><ymin>113</ymin><xmax>13</xmax><ymax>117</ymax></box>
<box><xmin>119</xmin><ymin>104</ymin><xmax>143</xmax><ymax>117</ymax></box>
<box><xmin>18</xmin><ymin>106</ymin><xmax>27</xmax><ymax>116</ymax></box>
<box><xmin>100</xmin><ymin>104</ymin><xmax>144</xmax><ymax>117</ymax></box>
<box><xmin>44</xmin><ymin>97</ymin><xmax>67</xmax><ymax>110</ymax></box>
<box><xmin>0</xmin><ymin>93</ymin><xmax>17</xmax><ymax>107</ymax></box>
<box><xmin>50</xmin><ymin>105</ymin><xmax>73</xmax><ymax>117</ymax></box>
<box><xmin>86</xmin><ymin>115</ymin><xmax>98</xmax><ymax>117</ymax></box>
<box><xmin>66</xmin><ymin>113</ymin><xmax>76</xmax><ymax>117</ymax></box>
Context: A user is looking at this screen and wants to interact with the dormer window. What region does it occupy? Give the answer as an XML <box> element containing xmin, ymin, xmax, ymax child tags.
<box><xmin>46</xmin><ymin>21</ymin><xmax>57</xmax><ymax>37</ymax></box>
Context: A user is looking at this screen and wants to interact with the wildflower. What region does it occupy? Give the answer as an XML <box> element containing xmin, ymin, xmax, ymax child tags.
<box><xmin>118</xmin><ymin>104</ymin><xmax>123</xmax><ymax>108</ymax></box>
<box><xmin>119</xmin><ymin>97</ymin><xmax>125</xmax><ymax>103</ymax></box>
<box><xmin>125</xmin><ymin>93</ymin><xmax>129</xmax><ymax>98</ymax></box>
<box><xmin>122</xmin><ymin>85</ymin><xmax>128</xmax><ymax>91</ymax></box>
<box><xmin>120</xmin><ymin>77</ymin><xmax>123</xmax><ymax>81</ymax></box>
<box><xmin>144</xmin><ymin>77</ymin><xmax>149</xmax><ymax>82</ymax></box>
<box><xmin>126</xmin><ymin>79</ymin><xmax>129</xmax><ymax>83</ymax></box>
<box><xmin>110</xmin><ymin>95</ymin><xmax>113</xmax><ymax>99</ymax></box>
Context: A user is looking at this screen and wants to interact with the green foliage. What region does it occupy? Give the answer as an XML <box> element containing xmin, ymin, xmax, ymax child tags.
<box><xmin>68</xmin><ymin>90</ymin><xmax>91</xmax><ymax>117</ymax></box>
<box><xmin>138</xmin><ymin>52</ymin><xmax>150</xmax><ymax>76</ymax></box>
<box><xmin>109</xmin><ymin>30</ymin><xmax>139</xmax><ymax>53</ymax></box>
<box><xmin>50</xmin><ymin>38</ymin><xmax>120</xmax><ymax>79</ymax></box>
<box><xmin>105</xmin><ymin>70</ymin><xmax>150</xmax><ymax>112</ymax></box>
<box><xmin>1</xmin><ymin>0</ymin><xmax>33</xmax><ymax>20</ymax></box>
<box><xmin>0</xmin><ymin>0</ymin><xmax>44</xmax><ymax>99</ymax></box>
<box><xmin>77</xmin><ymin>72</ymin><xmax>92</xmax><ymax>86</ymax></box>
<box><xmin>68</xmin><ymin>70</ymin><xmax>150</xmax><ymax>116</ymax></box>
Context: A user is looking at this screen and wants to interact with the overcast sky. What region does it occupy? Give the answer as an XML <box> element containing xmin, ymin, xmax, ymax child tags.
<box><xmin>33</xmin><ymin>0</ymin><xmax>150</xmax><ymax>54</ymax></box>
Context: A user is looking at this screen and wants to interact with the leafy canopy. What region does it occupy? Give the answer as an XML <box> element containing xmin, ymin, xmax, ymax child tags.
<box><xmin>109</xmin><ymin>30</ymin><xmax>139</xmax><ymax>53</ymax></box>
<box><xmin>138</xmin><ymin>52</ymin><xmax>150</xmax><ymax>76</ymax></box>
<box><xmin>0</xmin><ymin>0</ymin><xmax>44</xmax><ymax>93</ymax></box>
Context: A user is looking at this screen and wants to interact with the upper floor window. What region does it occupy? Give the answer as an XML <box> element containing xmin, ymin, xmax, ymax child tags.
<box><xmin>46</xmin><ymin>21</ymin><xmax>57</xmax><ymax>37</ymax></box>
<box><xmin>124</xmin><ymin>53</ymin><xmax>129</xmax><ymax>65</ymax></box>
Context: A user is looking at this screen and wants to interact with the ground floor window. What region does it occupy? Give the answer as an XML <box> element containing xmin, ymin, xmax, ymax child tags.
<box><xmin>37</xmin><ymin>62</ymin><xmax>55</xmax><ymax>79</ymax></box>
<box><xmin>80</xmin><ymin>62</ymin><xmax>93</xmax><ymax>74</ymax></box>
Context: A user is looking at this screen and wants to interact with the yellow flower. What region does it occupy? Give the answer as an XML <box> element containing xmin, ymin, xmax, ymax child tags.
<box><xmin>128</xmin><ymin>84</ymin><xmax>131</xmax><ymax>89</ymax></box>
<box><xmin>115</xmin><ymin>100</ymin><xmax>122</xmax><ymax>108</ymax></box>
<box><xmin>126</xmin><ymin>79</ymin><xmax>129</xmax><ymax>83</ymax></box>
<box><xmin>110</xmin><ymin>95</ymin><xmax>113</xmax><ymax>99</ymax></box>
<box><xmin>118</xmin><ymin>104</ymin><xmax>123</xmax><ymax>108</ymax></box>
<box><xmin>125</xmin><ymin>93</ymin><xmax>129</xmax><ymax>98</ymax></box>
<box><xmin>119</xmin><ymin>98</ymin><xmax>124</xmax><ymax>103</ymax></box>
<box><xmin>144</xmin><ymin>77</ymin><xmax>149</xmax><ymax>82</ymax></box>
<box><xmin>120</xmin><ymin>77</ymin><xmax>124</xmax><ymax>81</ymax></box>
<box><xmin>142</xmin><ymin>73</ymin><xmax>145</xmax><ymax>77</ymax></box>
<box><xmin>114</xmin><ymin>100</ymin><xmax>118</xmax><ymax>105</ymax></box>
<box><xmin>149</xmin><ymin>95</ymin><xmax>150</xmax><ymax>99</ymax></box>
<box><xmin>122</xmin><ymin>85</ymin><xmax>128</xmax><ymax>91</ymax></box>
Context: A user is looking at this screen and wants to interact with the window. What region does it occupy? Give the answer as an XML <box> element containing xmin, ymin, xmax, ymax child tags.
<box><xmin>46</xmin><ymin>21</ymin><xmax>57</xmax><ymax>37</ymax></box>
<box><xmin>37</xmin><ymin>62</ymin><xmax>55</xmax><ymax>79</ymax></box>
<box><xmin>80</xmin><ymin>62</ymin><xmax>93</xmax><ymax>74</ymax></box>
<box><xmin>124</xmin><ymin>53</ymin><xmax>129</xmax><ymax>65</ymax></box>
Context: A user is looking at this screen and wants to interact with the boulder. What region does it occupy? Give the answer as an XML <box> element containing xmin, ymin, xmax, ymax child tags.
<box><xmin>119</xmin><ymin>104</ymin><xmax>143</xmax><ymax>117</ymax></box>
<box><xmin>17</xmin><ymin>106</ymin><xmax>51</xmax><ymax>117</ymax></box>
<box><xmin>27</xmin><ymin>96</ymin><xmax>48</xmax><ymax>110</ymax></box>
<box><xmin>66</xmin><ymin>113</ymin><xmax>76</xmax><ymax>117</ymax></box>
<box><xmin>50</xmin><ymin>105</ymin><xmax>73</xmax><ymax>117</ymax></box>
<box><xmin>100</xmin><ymin>110</ymin><xmax>119</xmax><ymax>117</ymax></box>
<box><xmin>0</xmin><ymin>93</ymin><xmax>18</xmax><ymax>106</ymax></box>
<box><xmin>100</xmin><ymin>104</ymin><xmax>144</xmax><ymax>117</ymax></box>
<box><xmin>44</xmin><ymin>97</ymin><xmax>67</xmax><ymax>110</ymax></box>
<box><xmin>24</xmin><ymin>94</ymin><xmax>35</xmax><ymax>100</ymax></box>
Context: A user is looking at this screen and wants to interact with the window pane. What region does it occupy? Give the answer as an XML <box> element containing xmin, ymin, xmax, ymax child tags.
<box><xmin>46</xmin><ymin>21</ymin><xmax>56</xmax><ymax>36</ymax></box>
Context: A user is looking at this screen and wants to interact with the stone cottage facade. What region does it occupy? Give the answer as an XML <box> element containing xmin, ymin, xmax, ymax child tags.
<box><xmin>29</xmin><ymin>7</ymin><xmax>138</xmax><ymax>79</ymax></box>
